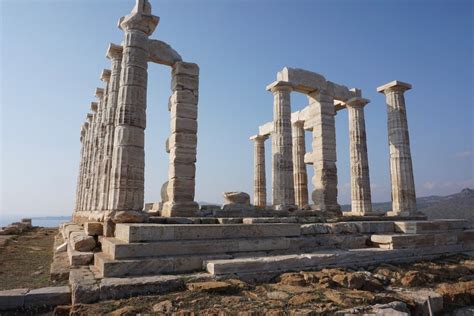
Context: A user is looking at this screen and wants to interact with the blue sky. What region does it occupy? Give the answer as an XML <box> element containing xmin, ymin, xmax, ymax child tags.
<box><xmin>1</xmin><ymin>0</ymin><xmax>472</xmax><ymax>218</ymax></box>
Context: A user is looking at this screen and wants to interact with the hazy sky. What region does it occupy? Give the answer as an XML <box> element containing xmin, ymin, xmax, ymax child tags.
<box><xmin>1</xmin><ymin>0</ymin><xmax>473</xmax><ymax>218</ymax></box>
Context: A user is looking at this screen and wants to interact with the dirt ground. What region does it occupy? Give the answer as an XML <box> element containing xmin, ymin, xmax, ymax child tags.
<box><xmin>68</xmin><ymin>255</ymin><xmax>474</xmax><ymax>315</ymax></box>
<box><xmin>0</xmin><ymin>227</ymin><xmax>66</xmax><ymax>290</ymax></box>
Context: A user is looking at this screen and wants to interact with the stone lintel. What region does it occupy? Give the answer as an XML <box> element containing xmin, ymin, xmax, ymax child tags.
<box><xmin>266</xmin><ymin>80</ymin><xmax>293</xmax><ymax>92</ymax></box>
<box><xmin>95</xmin><ymin>88</ymin><xmax>104</xmax><ymax>98</ymax></box>
<box><xmin>90</xmin><ymin>103</ymin><xmax>98</xmax><ymax>112</ymax></box>
<box><xmin>100</xmin><ymin>69</ymin><xmax>111</xmax><ymax>82</ymax></box>
<box><xmin>277</xmin><ymin>67</ymin><xmax>326</xmax><ymax>93</ymax></box>
<box><xmin>106</xmin><ymin>43</ymin><xmax>123</xmax><ymax>60</ymax></box>
<box><xmin>249</xmin><ymin>134</ymin><xmax>268</xmax><ymax>141</ymax></box>
<box><xmin>334</xmin><ymin>101</ymin><xmax>346</xmax><ymax>112</ymax></box>
<box><xmin>258</xmin><ymin>121</ymin><xmax>274</xmax><ymax>136</ymax></box>
<box><xmin>346</xmin><ymin>97</ymin><xmax>370</xmax><ymax>108</ymax></box>
<box><xmin>377</xmin><ymin>80</ymin><xmax>412</xmax><ymax>93</ymax></box>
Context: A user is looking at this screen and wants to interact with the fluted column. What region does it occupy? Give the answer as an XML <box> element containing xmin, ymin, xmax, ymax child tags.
<box><xmin>292</xmin><ymin>121</ymin><xmax>308</xmax><ymax>208</ymax></box>
<box><xmin>308</xmin><ymin>91</ymin><xmax>340</xmax><ymax>213</ymax></box>
<box><xmin>250</xmin><ymin>134</ymin><xmax>268</xmax><ymax>208</ymax></box>
<box><xmin>98</xmin><ymin>44</ymin><xmax>123</xmax><ymax>211</ymax></box>
<box><xmin>90</xmin><ymin>88</ymin><xmax>105</xmax><ymax>211</ymax></box>
<box><xmin>267</xmin><ymin>81</ymin><xmax>295</xmax><ymax>210</ymax></box>
<box><xmin>75</xmin><ymin>124</ymin><xmax>87</xmax><ymax>212</ymax></box>
<box><xmin>377</xmin><ymin>81</ymin><xmax>416</xmax><ymax>216</ymax></box>
<box><xmin>84</xmin><ymin>108</ymin><xmax>97</xmax><ymax>211</ymax></box>
<box><xmin>346</xmin><ymin>97</ymin><xmax>373</xmax><ymax>215</ymax></box>
<box><xmin>108</xmin><ymin>0</ymin><xmax>158</xmax><ymax>212</ymax></box>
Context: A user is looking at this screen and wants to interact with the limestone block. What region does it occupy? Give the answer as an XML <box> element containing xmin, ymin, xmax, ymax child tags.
<box><xmin>161</xmin><ymin>181</ymin><xmax>169</xmax><ymax>202</ymax></box>
<box><xmin>24</xmin><ymin>286</ymin><xmax>71</xmax><ymax>307</ymax></box>
<box><xmin>169</xmin><ymin>132</ymin><xmax>197</xmax><ymax>148</ymax></box>
<box><xmin>172</xmin><ymin>62</ymin><xmax>200</xmax><ymax>76</ymax></box>
<box><xmin>223</xmin><ymin>192</ymin><xmax>250</xmax><ymax>205</ymax></box>
<box><xmin>113</xmin><ymin>210</ymin><xmax>148</xmax><ymax>223</ymax></box>
<box><xmin>169</xmin><ymin>148</ymin><xmax>197</xmax><ymax>163</ymax></box>
<box><xmin>171</xmin><ymin>75</ymin><xmax>199</xmax><ymax>91</ymax></box>
<box><xmin>161</xmin><ymin>201</ymin><xmax>199</xmax><ymax>217</ymax></box>
<box><xmin>55</xmin><ymin>242</ymin><xmax>67</xmax><ymax>253</ymax></box>
<box><xmin>69</xmin><ymin>268</ymin><xmax>99</xmax><ymax>304</ymax></box>
<box><xmin>0</xmin><ymin>288</ymin><xmax>28</xmax><ymax>310</ymax></box>
<box><xmin>301</xmin><ymin>224</ymin><xmax>330</xmax><ymax>235</ymax></box>
<box><xmin>147</xmin><ymin>39</ymin><xmax>182</xmax><ymax>66</ymax></box>
<box><xmin>84</xmin><ymin>222</ymin><xmax>103</xmax><ymax>236</ymax></box>
<box><xmin>170</xmin><ymin>102</ymin><xmax>198</xmax><ymax>120</ymax></box>
<box><xmin>62</xmin><ymin>224</ymin><xmax>82</xmax><ymax>240</ymax></box>
<box><xmin>168</xmin><ymin>163</ymin><xmax>196</xmax><ymax>179</ymax></box>
<box><xmin>99</xmin><ymin>275</ymin><xmax>184</xmax><ymax>301</ymax></box>
<box><xmin>70</xmin><ymin>232</ymin><xmax>96</xmax><ymax>252</ymax></box>
<box><xmin>276</xmin><ymin>67</ymin><xmax>326</xmax><ymax>93</ymax></box>
<box><xmin>170</xmin><ymin>90</ymin><xmax>198</xmax><ymax>105</ymax></box>
<box><xmin>115</xmin><ymin>223</ymin><xmax>301</xmax><ymax>242</ymax></box>
<box><xmin>171</xmin><ymin>117</ymin><xmax>198</xmax><ymax>133</ymax></box>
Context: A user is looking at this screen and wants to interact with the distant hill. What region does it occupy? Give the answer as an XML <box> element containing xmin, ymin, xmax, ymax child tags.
<box><xmin>342</xmin><ymin>188</ymin><xmax>474</xmax><ymax>225</ymax></box>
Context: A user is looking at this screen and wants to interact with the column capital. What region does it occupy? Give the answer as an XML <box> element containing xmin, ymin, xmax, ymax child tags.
<box><xmin>90</xmin><ymin>102</ymin><xmax>98</xmax><ymax>112</ymax></box>
<box><xmin>118</xmin><ymin>0</ymin><xmax>159</xmax><ymax>35</ymax></box>
<box><xmin>346</xmin><ymin>97</ymin><xmax>370</xmax><ymax>108</ymax></box>
<box><xmin>292</xmin><ymin>120</ymin><xmax>305</xmax><ymax>128</ymax></box>
<box><xmin>95</xmin><ymin>88</ymin><xmax>104</xmax><ymax>99</ymax></box>
<box><xmin>266</xmin><ymin>80</ymin><xmax>293</xmax><ymax>93</ymax></box>
<box><xmin>106</xmin><ymin>43</ymin><xmax>123</xmax><ymax>60</ymax></box>
<box><xmin>249</xmin><ymin>134</ymin><xmax>269</xmax><ymax>142</ymax></box>
<box><xmin>100</xmin><ymin>69</ymin><xmax>111</xmax><ymax>82</ymax></box>
<box><xmin>377</xmin><ymin>80</ymin><xmax>412</xmax><ymax>94</ymax></box>
<box><xmin>84</xmin><ymin>121</ymin><xmax>90</xmax><ymax>129</ymax></box>
<box><xmin>86</xmin><ymin>114</ymin><xmax>93</xmax><ymax>122</ymax></box>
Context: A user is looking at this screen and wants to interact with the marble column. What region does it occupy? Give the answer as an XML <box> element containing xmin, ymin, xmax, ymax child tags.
<box><xmin>84</xmin><ymin>108</ymin><xmax>97</xmax><ymax>211</ymax></box>
<box><xmin>162</xmin><ymin>62</ymin><xmax>200</xmax><ymax>217</ymax></box>
<box><xmin>267</xmin><ymin>81</ymin><xmax>295</xmax><ymax>210</ymax></box>
<box><xmin>90</xmin><ymin>88</ymin><xmax>105</xmax><ymax>211</ymax></box>
<box><xmin>108</xmin><ymin>0</ymin><xmax>158</xmax><ymax>212</ymax></box>
<box><xmin>75</xmin><ymin>124</ymin><xmax>87</xmax><ymax>212</ymax></box>
<box><xmin>308</xmin><ymin>91</ymin><xmax>340</xmax><ymax>213</ymax></box>
<box><xmin>346</xmin><ymin>97</ymin><xmax>373</xmax><ymax>215</ymax></box>
<box><xmin>250</xmin><ymin>134</ymin><xmax>268</xmax><ymax>208</ymax></box>
<box><xmin>377</xmin><ymin>81</ymin><xmax>416</xmax><ymax>216</ymax></box>
<box><xmin>98</xmin><ymin>44</ymin><xmax>123</xmax><ymax>212</ymax></box>
<box><xmin>292</xmin><ymin>121</ymin><xmax>308</xmax><ymax>208</ymax></box>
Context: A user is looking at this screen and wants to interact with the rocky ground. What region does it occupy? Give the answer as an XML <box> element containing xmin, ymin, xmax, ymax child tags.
<box><xmin>65</xmin><ymin>255</ymin><xmax>473</xmax><ymax>315</ymax></box>
<box><xmin>0</xmin><ymin>227</ymin><xmax>67</xmax><ymax>290</ymax></box>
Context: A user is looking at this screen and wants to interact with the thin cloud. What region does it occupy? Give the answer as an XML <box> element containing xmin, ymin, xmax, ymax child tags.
<box><xmin>455</xmin><ymin>150</ymin><xmax>472</xmax><ymax>159</ymax></box>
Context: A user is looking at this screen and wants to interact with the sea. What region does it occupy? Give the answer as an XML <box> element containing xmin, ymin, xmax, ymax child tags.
<box><xmin>0</xmin><ymin>215</ymin><xmax>71</xmax><ymax>228</ymax></box>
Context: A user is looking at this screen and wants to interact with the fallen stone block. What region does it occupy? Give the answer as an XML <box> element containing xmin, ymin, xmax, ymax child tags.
<box><xmin>0</xmin><ymin>288</ymin><xmax>28</xmax><ymax>310</ymax></box>
<box><xmin>67</xmin><ymin>241</ymin><xmax>93</xmax><ymax>266</ymax></box>
<box><xmin>50</xmin><ymin>251</ymin><xmax>70</xmax><ymax>282</ymax></box>
<box><xmin>394</xmin><ymin>287</ymin><xmax>443</xmax><ymax>315</ymax></box>
<box><xmin>70</xmin><ymin>231</ymin><xmax>96</xmax><ymax>252</ymax></box>
<box><xmin>24</xmin><ymin>286</ymin><xmax>71</xmax><ymax>307</ymax></box>
<box><xmin>70</xmin><ymin>267</ymin><xmax>100</xmax><ymax>304</ymax></box>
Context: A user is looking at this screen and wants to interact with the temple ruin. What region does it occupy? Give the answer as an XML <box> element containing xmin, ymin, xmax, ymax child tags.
<box><xmin>48</xmin><ymin>0</ymin><xmax>472</xmax><ymax>306</ymax></box>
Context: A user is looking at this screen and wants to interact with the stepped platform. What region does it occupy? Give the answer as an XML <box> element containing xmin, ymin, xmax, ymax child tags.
<box><xmin>91</xmin><ymin>218</ymin><xmax>473</xmax><ymax>279</ymax></box>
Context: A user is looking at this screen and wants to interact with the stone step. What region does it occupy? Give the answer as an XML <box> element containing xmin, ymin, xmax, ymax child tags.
<box><xmin>205</xmin><ymin>243</ymin><xmax>473</xmax><ymax>276</ymax></box>
<box><xmin>101</xmin><ymin>236</ymin><xmax>292</xmax><ymax>259</ymax></box>
<box><xmin>394</xmin><ymin>219</ymin><xmax>468</xmax><ymax>234</ymax></box>
<box><xmin>94</xmin><ymin>252</ymin><xmax>233</xmax><ymax>278</ymax></box>
<box><xmin>370</xmin><ymin>230</ymin><xmax>473</xmax><ymax>249</ymax></box>
<box><xmin>115</xmin><ymin>223</ymin><xmax>301</xmax><ymax>242</ymax></box>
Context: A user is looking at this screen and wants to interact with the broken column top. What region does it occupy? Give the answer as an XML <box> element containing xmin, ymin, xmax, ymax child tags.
<box><xmin>249</xmin><ymin>134</ymin><xmax>269</xmax><ymax>141</ymax></box>
<box><xmin>345</xmin><ymin>97</ymin><xmax>370</xmax><ymax>107</ymax></box>
<box><xmin>95</xmin><ymin>88</ymin><xmax>104</xmax><ymax>98</ymax></box>
<box><xmin>266</xmin><ymin>80</ymin><xmax>293</xmax><ymax>92</ymax></box>
<box><xmin>106</xmin><ymin>43</ymin><xmax>123</xmax><ymax>60</ymax></box>
<box><xmin>100</xmin><ymin>69</ymin><xmax>111</xmax><ymax>82</ymax></box>
<box><xmin>377</xmin><ymin>80</ymin><xmax>412</xmax><ymax>93</ymax></box>
<box><xmin>118</xmin><ymin>0</ymin><xmax>159</xmax><ymax>35</ymax></box>
<box><xmin>90</xmin><ymin>102</ymin><xmax>98</xmax><ymax>112</ymax></box>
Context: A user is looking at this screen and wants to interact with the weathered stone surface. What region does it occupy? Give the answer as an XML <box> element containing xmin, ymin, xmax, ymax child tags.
<box><xmin>67</xmin><ymin>241</ymin><xmax>94</xmax><ymax>266</ymax></box>
<box><xmin>99</xmin><ymin>275</ymin><xmax>184</xmax><ymax>300</ymax></box>
<box><xmin>101</xmin><ymin>236</ymin><xmax>291</xmax><ymax>259</ymax></box>
<box><xmin>292</xmin><ymin>121</ymin><xmax>308</xmax><ymax>208</ymax></box>
<box><xmin>0</xmin><ymin>288</ymin><xmax>28</xmax><ymax>310</ymax></box>
<box><xmin>249</xmin><ymin>135</ymin><xmax>268</xmax><ymax>208</ymax></box>
<box><xmin>147</xmin><ymin>39</ymin><xmax>182</xmax><ymax>66</ymax></box>
<box><xmin>69</xmin><ymin>267</ymin><xmax>100</xmax><ymax>304</ymax></box>
<box><xmin>24</xmin><ymin>286</ymin><xmax>71</xmax><ymax>307</ymax></box>
<box><xmin>70</xmin><ymin>231</ymin><xmax>96</xmax><ymax>252</ymax></box>
<box><xmin>394</xmin><ymin>287</ymin><xmax>443</xmax><ymax>315</ymax></box>
<box><xmin>394</xmin><ymin>219</ymin><xmax>468</xmax><ymax>234</ymax></box>
<box><xmin>115</xmin><ymin>223</ymin><xmax>301</xmax><ymax>242</ymax></box>
<box><xmin>112</xmin><ymin>210</ymin><xmax>148</xmax><ymax>223</ymax></box>
<box><xmin>378</xmin><ymin>81</ymin><xmax>416</xmax><ymax>216</ymax></box>
<box><xmin>84</xmin><ymin>222</ymin><xmax>103</xmax><ymax>236</ymax></box>
<box><xmin>223</xmin><ymin>192</ymin><xmax>250</xmax><ymax>205</ymax></box>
